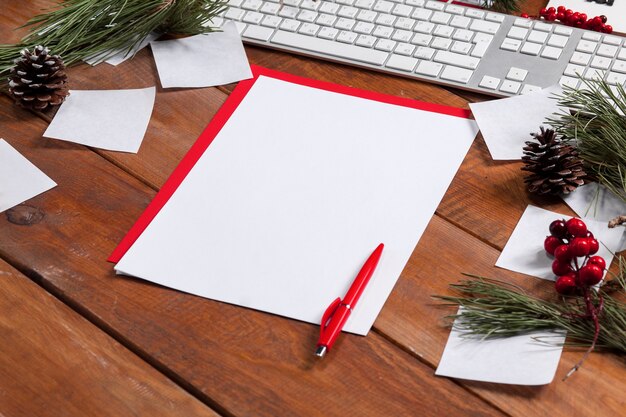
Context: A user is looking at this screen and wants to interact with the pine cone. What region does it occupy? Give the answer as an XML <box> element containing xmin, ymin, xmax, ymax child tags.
<box><xmin>8</xmin><ymin>46</ymin><xmax>69</xmax><ymax>111</ymax></box>
<box><xmin>521</xmin><ymin>127</ymin><xmax>587</xmax><ymax>195</ymax></box>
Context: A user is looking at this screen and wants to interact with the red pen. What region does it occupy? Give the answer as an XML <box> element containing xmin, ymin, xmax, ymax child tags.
<box><xmin>314</xmin><ymin>243</ymin><xmax>384</xmax><ymax>358</ymax></box>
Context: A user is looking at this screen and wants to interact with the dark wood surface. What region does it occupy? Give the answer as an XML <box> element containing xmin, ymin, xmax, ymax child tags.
<box><xmin>1</xmin><ymin>1</ymin><xmax>624</xmax><ymax>416</ymax></box>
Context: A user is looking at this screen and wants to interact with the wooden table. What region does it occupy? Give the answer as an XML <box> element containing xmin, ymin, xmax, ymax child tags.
<box><xmin>1</xmin><ymin>1</ymin><xmax>624</xmax><ymax>416</ymax></box>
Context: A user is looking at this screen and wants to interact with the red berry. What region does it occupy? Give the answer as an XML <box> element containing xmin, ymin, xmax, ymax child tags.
<box><xmin>539</xmin><ymin>7</ymin><xmax>547</xmax><ymax>16</ymax></box>
<box><xmin>556</xmin><ymin>12</ymin><xmax>565</xmax><ymax>21</ymax></box>
<box><xmin>545</xmin><ymin>236</ymin><xmax>562</xmax><ymax>255</ymax></box>
<box><xmin>579</xmin><ymin>264</ymin><xmax>603</xmax><ymax>286</ymax></box>
<box><xmin>546</xmin><ymin>13</ymin><xmax>557</xmax><ymax>21</ymax></box>
<box><xmin>580</xmin><ymin>13</ymin><xmax>587</xmax><ymax>21</ymax></box>
<box><xmin>585</xmin><ymin>231</ymin><xmax>594</xmax><ymax>238</ymax></box>
<box><xmin>604</xmin><ymin>25</ymin><xmax>613</xmax><ymax>34</ymax></box>
<box><xmin>554</xmin><ymin>244</ymin><xmax>572</xmax><ymax>262</ymax></box>
<box><xmin>588</xmin><ymin>238</ymin><xmax>599</xmax><ymax>255</ymax></box>
<box><xmin>555</xmin><ymin>274</ymin><xmax>577</xmax><ymax>295</ymax></box>
<box><xmin>600</xmin><ymin>15</ymin><xmax>607</xmax><ymax>23</ymax></box>
<box><xmin>566</xmin><ymin>218</ymin><xmax>587</xmax><ymax>237</ymax></box>
<box><xmin>557</xmin><ymin>5</ymin><xmax>566</xmax><ymax>12</ymax></box>
<box><xmin>549</xmin><ymin>219</ymin><xmax>568</xmax><ymax>238</ymax></box>
<box><xmin>547</xmin><ymin>7</ymin><xmax>556</xmax><ymax>14</ymax></box>
<box><xmin>565</xmin><ymin>9</ymin><xmax>573</xmax><ymax>16</ymax></box>
<box><xmin>588</xmin><ymin>255</ymin><xmax>606</xmax><ymax>271</ymax></box>
<box><xmin>553</xmin><ymin>259</ymin><xmax>574</xmax><ymax>276</ymax></box>
<box><xmin>570</xmin><ymin>237</ymin><xmax>590</xmax><ymax>257</ymax></box>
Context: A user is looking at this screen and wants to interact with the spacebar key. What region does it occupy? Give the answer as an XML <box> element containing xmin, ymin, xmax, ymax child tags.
<box><xmin>271</xmin><ymin>30</ymin><xmax>388</xmax><ymax>66</ymax></box>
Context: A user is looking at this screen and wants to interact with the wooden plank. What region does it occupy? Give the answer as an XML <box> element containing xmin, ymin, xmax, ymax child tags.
<box><xmin>376</xmin><ymin>215</ymin><xmax>626</xmax><ymax>416</ymax></box>
<box><xmin>0</xmin><ymin>98</ymin><xmax>504</xmax><ymax>416</ymax></box>
<box><xmin>0</xmin><ymin>259</ymin><xmax>221</xmax><ymax>417</ymax></box>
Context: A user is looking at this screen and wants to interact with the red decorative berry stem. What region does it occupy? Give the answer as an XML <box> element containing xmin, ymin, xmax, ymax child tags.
<box><xmin>522</xmin><ymin>6</ymin><xmax>612</xmax><ymax>34</ymax></box>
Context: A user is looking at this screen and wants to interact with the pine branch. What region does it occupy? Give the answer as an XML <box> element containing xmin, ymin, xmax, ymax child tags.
<box><xmin>485</xmin><ymin>0</ymin><xmax>523</xmax><ymax>13</ymax></box>
<box><xmin>0</xmin><ymin>0</ymin><xmax>227</xmax><ymax>81</ymax></box>
<box><xmin>548</xmin><ymin>79</ymin><xmax>626</xmax><ymax>205</ymax></box>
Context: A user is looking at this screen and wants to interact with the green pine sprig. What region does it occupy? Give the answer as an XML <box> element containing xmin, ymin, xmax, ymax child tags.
<box><xmin>548</xmin><ymin>79</ymin><xmax>626</xmax><ymax>205</ymax></box>
<box><xmin>0</xmin><ymin>0</ymin><xmax>227</xmax><ymax>81</ymax></box>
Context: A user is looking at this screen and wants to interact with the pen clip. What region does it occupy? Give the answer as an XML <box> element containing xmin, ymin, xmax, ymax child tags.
<box><xmin>319</xmin><ymin>297</ymin><xmax>341</xmax><ymax>339</ymax></box>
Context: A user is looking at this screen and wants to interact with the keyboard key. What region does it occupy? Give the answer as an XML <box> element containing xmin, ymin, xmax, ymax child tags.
<box><xmin>527</xmin><ymin>30</ymin><xmax>548</xmax><ymax>44</ymax></box>
<box><xmin>576</xmin><ymin>40</ymin><xmax>597</xmax><ymax>53</ymax></box>
<box><xmin>485</xmin><ymin>13</ymin><xmax>504</xmax><ymax>23</ymax></box>
<box><xmin>547</xmin><ymin>34</ymin><xmax>568</xmax><ymax>48</ymax></box>
<box><xmin>386</xmin><ymin>54</ymin><xmax>418</xmax><ymax>71</ymax></box>
<box><xmin>355</xmin><ymin>0</ymin><xmax>376</xmax><ymax>7</ymax></box>
<box><xmin>283</xmin><ymin>0</ymin><xmax>301</xmax><ymax>6</ymax></box>
<box><xmin>425</xmin><ymin>0</ymin><xmax>445</xmax><ymax>10</ymax></box>
<box><xmin>560</xmin><ymin>76</ymin><xmax>579</xmax><ymax>89</ymax></box>
<box><xmin>465</xmin><ymin>9</ymin><xmax>484</xmax><ymax>18</ymax></box>
<box><xmin>318</xmin><ymin>26</ymin><xmax>339</xmax><ymax>39</ymax></box>
<box><xmin>373</xmin><ymin>25</ymin><xmax>394</xmax><ymax>38</ymax></box>
<box><xmin>434</xmin><ymin>50</ymin><xmax>480</xmax><ymax>69</ymax></box>
<box><xmin>338</xmin><ymin>5</ymin><xmax>359</xmax><ymax>18</ymax></box>
<box><xmin>243</xmin><ymin>11</ymin><xmax>263</xmax><ymax>24</ymax></box>
<box><xmin>319</xmin><ymin>2</ymin><xmax>340</xmax><ymax>14</ymax></box>
<box><xmin>411</xmin><ymin>34</ymin><xmax>432</xmax><ymax>46</ymax></box>
<box><xmin>500</xmin><ymin>80</ymin><xmax>521</xmax><ymax>94</ymax></box>
<box><xmin>415</xmin><ymin>60</ymin><xmax>443</xmax><ymax>76</ymax></box>
<box><xmin>335</xmin><ymin>17</ymin><xmax>356</xmax><ymax>30</ymax></box>
<box><xmin>520</xmin><ymin>42</ymin><xmax>542</xmax><ymax>56</ymax></box>
<box><xmin>597</xmin><ymin>44</ymin><xmax>619</xmax><ymax>58</ymax></box>
<box><xmin>298</xmin><ymin>10</ymin><xmax>318</xmax><ymax>23</ymax></box>
<box><xmin>392</xmin><ymin>4</ymin><xmax>413</xmax><ymax>17</ymax></box>
<box><xmin>533</xmin><ymin>22</ymin><xmax>552</xmax><ymax>32</ymax></box>
<box><xmin>470</xmin><ymin>19</ymin><xmax>500</xmax><ymax>34</ymax></box>
<box><xmin>564</xmin><ymin>63</ymin><xmax>585</xmax><ymax>77</ymax></box>
<box><xmin>373</xmin><ymin>0</ymin><xmax>395</xmax><ymax>13</ymax></box>
<box><xmin>583</xmin><ymin>68</ymin><xmax>605</xmax><ymax>81</ymax></box>
<box><xmin>591</xmin><ymin>55</ymin><xmax>612</xmax><ymax>70</ymax></box>
<box><xmin>376</xmin><ymin>13</ymin><xmax>396</xmax><ymax>26</ymax></box>
<box><xmin>356</xmin><ymin>34</ymin><xmax>377</xmax><ymax>47</ymax></box>
<box><xmin>479</xmin><ymin>75</ymin><xmax>500</xmax><ymax>89</ymax></box>
<box><xmin>433</xmin><ymin>25</ymin><xmax>454</xmax><ymax>38</ymax></box>
<box><xmin>260</xmin><ymin>2</ymin><xmax>280</xmax><ymax>14</ymax></box>
<box><xmin>406</xmin><ymin>0</ymin><xmax>425</xmax><ymax>6</ymax></box>
<box><xmin>241</xmin><ymin>0</ymin><xmax>262</xmax><ymax>10</ymax></box>
<box><xmin>507</xmin><ymin>26</ymin><xmax>528</xmax><ymax>40</ymax></box>
<box><xmin>414</xmin><ymin>46</ymin><xmax>435</xmax><ymax>59</ymax></box>
<box><xmin>299</xmin><ymin>22</ymin><xmax>321</xmax><ymax>36</ymax></box>
<box><xmin>375</xmin><ymin>38</ymin><xmax>396</xmax><ymax>51</ymax></box>
<box><xmin>392</xmin><ymin>29</ymin><xmax>413</xmax><ymax>42</ymax></box>
<box><xmin>431</xmin><ymin>37</ymin><xmax>452</xmax><ymax>50</ymax></box>
<box><xmin>316</xmin><ymin>13</ymin><xmax>337</xmax><ymax>26</ymax></box>
<box><xmin>553</xmin><ymin>26</ymin><xmax>572</xmax><ymax>35</ymax></box>
<box><xmin>336</xmin><ymin>0</ymin><xmax>354</xmax><ymax>4</ymax></box>
<box><xmin>228</xmin><ymin>0</ymin><xmax>244</xmax><ymax>7</ymax></box>
<box><xmin>411</xmin><ymin>8</ymin><xmax>432</xmax><ymax>21</ymax></box>
<box><xmin>470</xmin><ymin>39</ymin><xmax>491</xmax><ymax>58</ymax></box>
<box><xmin>225</xmin><ymin>7</ymin><xmax>245</xmax><ymax>20</ymax></box>
<box><xmin>395</xmin><ymin>17</ymin><xmax>417</xmax><ymax>30</ymax></box>
<box><xmin>513</xmin><ymin>18</ymin><xmax>532</xmax><ymax>28</ymax></box>
<box><xmin>274</xmin><ymin>30</ymin><xmax>390</xmax><ymax>65</ymax></box>
<box><xmin>450</xmin><ymin>15</ymin><xmax>471</xmax><ymax>29</ymax></box>
<box><xmin>243</xmin><ymin>24</ymin><xmax>273</xmax><ymax>40</ymax></box>
<box><xmin>450</xmin><ymin>40</ymin><xmax>471</xmax><ymax>54</ymax></box>
<box><xmin>606</xmin><ymin>71</ymin><xmax>626</xmax><ymax>86</ymax></box>
<box><xmin>300</xmin><ymin>0</ymin><xmax>321</xmax><ymax>10</ymax></box>
<box><xmin>354</xmin><ymin>21</ymin><xmax>375</xmax><ymax>34</ymax></box>
<box><xmin>440</xmin><ymin>65</ymin><xmax>473</xmax><ymax>83</ymax></box>
<box><xmin>520</xmin><ymin>84</ymin><xmax>541</xmax><ymax>94</ymax></box>
<box><xmin>612</xmin><ymin>60</ymin><xmax>626</xmax><ymax>74</ymax></box>
<box><xmin>506</xmin><ymin>67</ymin><xmax>527</xmax><ymax>81</ymax></box>
<box><xmin>603</xmin><ymin>35</ymin><xmax>622</xmax><ymax>46</ymax></box>
<box><xmin>452</xmin><ymin>29</ymin><xmax>473</xmax><ymax>42</ymax></box>
<box><xmin>431</xmin><ymin>12</ymin><xmax>452</xmax><ymax>24</ymax></box>
<box><xmin>395</xmin><ymin>42</ymin><xmax>416</xmax><ymax>55</ymax></box>
<box><xmin>570</xmin><ymin>51</ymin><xmax>591</xmax><ymax>65</ymax></box>
<box><xmin>278</xmin><ymin>6</ymin><xmax>299</xmax><ymax>18</ymax></box>
<box><xmin>582</xmin><ymin>32</ymin><xmax>601</xmax><ymax>41</ymax></box>
<box><xmin>261</xmin><ymin>15</ymin><xmax>281</xmax><ymax>28</ymax></box>
<box><xmin>541</xmin><ymin>46</ymin><xmax>561</xmax><ymax>60</ymax></box>
<box><xmin>337</xmin><ymin>30</ymin><xmax>358</xmax><ymax>43</ymax></box>
<box><xmin>446</xmin><ymin>5</ymin><xmax>465</xmax><ymax>15</ymax></box>
<box><xmin>473</xmin><ymin>33</ymin><xmax>493</xmax><ymax>44</ymax></box>
<box><xmin>279</xmin><ymin>19</ymin><xmax>300</xmax><ymax>31</ymax></box>
<box><xmin>415</xmin><ymin>21</ymin><xmax>435</xmax><ymax>33</ymax></box>
<box><xmin>500</xmin><ymin>38</ymin><xmax>521</xmax><ymax>52</ymax></box>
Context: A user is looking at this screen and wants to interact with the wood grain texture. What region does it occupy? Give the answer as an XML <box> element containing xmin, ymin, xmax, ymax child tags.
<box><xmin>0</xmin><ymin>259</ymin><xmax>220</xmax><ymax>417</ymax></box>
<box><xmin>0</xmin><ymin>98</ymin><xmax>503</xmax><ymax>417</ymax></box>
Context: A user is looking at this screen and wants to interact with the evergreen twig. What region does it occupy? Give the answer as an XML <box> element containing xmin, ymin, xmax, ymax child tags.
<box><xmin>0</xmin><ymin>0</ymin><xmax>227</xmax><ymax>83</ymax></box>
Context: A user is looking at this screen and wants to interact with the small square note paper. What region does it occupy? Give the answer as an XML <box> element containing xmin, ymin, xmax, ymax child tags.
<box><xmin>436</xmin><ymin>308</ymin><xmax>565</xmax><ymax>385</ymax></box>
<box><xmin>496</xmin><ymin>205</ymin><xmax>625</xmax><ymax>281</ymax></box>
<box><xmin>150</xmin><ymin>22</ymin><xmax>252</xmax><ymax>88</ymax></box>
<box><xmin>43</xmin><ymin>87</ymin><xmax>156</xmax><ymax>153</ymax></box>
<box><xmin>0</xmin><ymin>139</ymin><xmax>56</xmax><ymax>213</ymax></box>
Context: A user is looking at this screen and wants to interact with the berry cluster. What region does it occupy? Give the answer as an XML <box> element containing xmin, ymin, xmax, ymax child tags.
<box><xmin>544</xmin><ymin>218</ymin><xmax>607</xmax><ymax>295</ymax></box>
<box><xmin>521</xmin><ymin>6</ymin><xmax>612</xmax><ymax>33</ymax></box>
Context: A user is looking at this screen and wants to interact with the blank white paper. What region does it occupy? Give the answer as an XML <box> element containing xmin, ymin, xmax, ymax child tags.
<box><xmin>436</xmin><ymin>308</ymin><xmax>565</xmax><ymax>385</ymax></box>
<box><xmin>150</xmin><ymin>22</ymin><xmax>252</xmax><ymax>88</ymax></box>
<box><xmin>0</xmin><ymin>139</ymin><xmax>56</xmax><ymax>213</ymax></box>
<box><xmin>496</xmin><ymin>205</ymin><xmax>625</xmax><ymax>281</ymax></box>
<box><xmin>115</xmin><ymin>75</ymin><xmax>479</xmax><ymax>335</ymax></box>
<box><xmin>84</xmin><ymin>33</ymin><xmax>159</xmax><ymax>66</ymax></box>
<box><xmin>43</xmin><ymin>87</ymin><xmax>156</xmax><ymax>153</ymax></box>
<box><xmin>469</xmin><ymin>86</ymin><xmax>565</xmax><ymax>160</ymax></box>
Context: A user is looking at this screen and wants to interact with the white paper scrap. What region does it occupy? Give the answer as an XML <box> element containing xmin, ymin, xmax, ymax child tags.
<box><xmin>114</xmin><ymin>75</ymin><xmax>479</xmax><ymax>335</ymax></box>
<box><xmin>0</xmin><ymin>139</ymin><xmax>56</xmax><ymax>213</ymax></box>
<box><xmin>84</xmin><ymin>33</ymin><xmax>159</xmax><ymax>66</ymax></box>
<box><xmin>436</xmin><ymin>308</ymin><xmax>565</xmax><ymax>385</ymax></box>
<box><xmin>150</xmin><ymin>22</ymin><xmax>252</xmax><ymax>88</ymax></box>
<box><xmin>469</xmin><ymin>85</ymin><xmax>564</xmax><ymax>160</ymax></box>
<box><xmin>43</xmin><ymin>87</ymin><xmax>156</xmax><ymax>153</ymax></box>
<box><xmin>496</xmin><ymin>205</ymin><xmax>625</xmax><ymax>281</ymax></box>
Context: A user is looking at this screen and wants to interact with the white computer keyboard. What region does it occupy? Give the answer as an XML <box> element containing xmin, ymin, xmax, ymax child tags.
<box><xmin>211</xmin><ymin>0</ymin><xmax>626</xmax><ymax>96</ymax></box>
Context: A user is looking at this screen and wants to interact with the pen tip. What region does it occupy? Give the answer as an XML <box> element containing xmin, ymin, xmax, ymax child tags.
<box><xmin>314</xmin><ymin>346</ymin><xmax>327</xmax><ymax>358</ymax></box>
